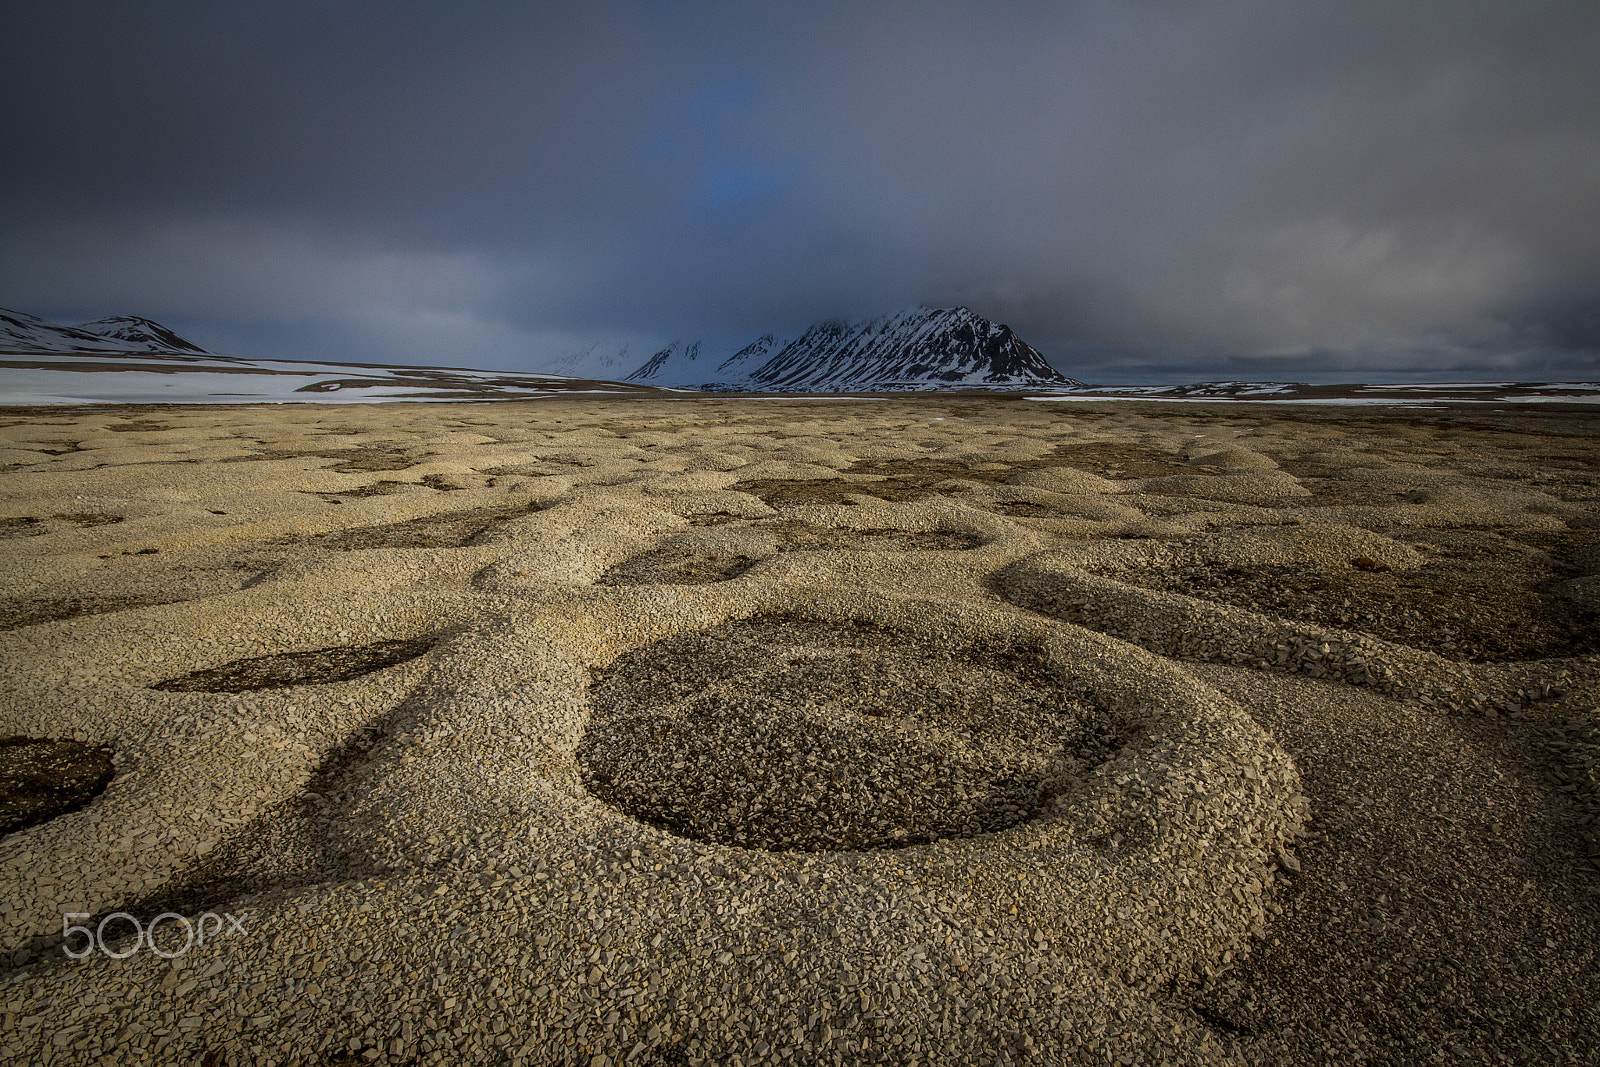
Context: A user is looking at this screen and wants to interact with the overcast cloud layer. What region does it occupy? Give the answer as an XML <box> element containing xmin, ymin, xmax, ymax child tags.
<box><xmin>3</xmin><ymin>1</ymin><xmax>1598</xmax><ymax>384</ymax></box>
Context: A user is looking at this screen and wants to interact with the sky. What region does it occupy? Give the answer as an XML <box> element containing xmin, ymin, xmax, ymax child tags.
<box><xmin>3</xmin><ymin>1</ymin><xmax>1598</xmax><ymax>385</ymax></box>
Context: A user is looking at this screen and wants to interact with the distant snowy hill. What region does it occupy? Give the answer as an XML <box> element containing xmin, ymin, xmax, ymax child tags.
<box><xmin>0</xmin><ymin>309</ymin><xmax>214</xmax><ymax>357</ymax></box>
<box><xmin>0</xmin><ymin>307</ymin><xmax>666</xmax><ymax>405</ymax></box>
<box><xmin>626</xmin><ymin>307</ymin><xmax>1081</xmax><ymax>391</ymax></box>
<box><xmin>75</xmin><ymin>316</ymin><xmax>209</xmax><ymax>354</ymax></box>
<box><xmin>544</xmin><ymin>340</ymin><xmax>640</xmax><ymax>381</ymax></box>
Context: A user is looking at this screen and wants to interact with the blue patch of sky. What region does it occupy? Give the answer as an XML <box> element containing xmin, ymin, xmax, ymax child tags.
<box><xmin>640</xmin><ymin>72</ymin><xmax>791</xmax><ymax>216</ymax></box>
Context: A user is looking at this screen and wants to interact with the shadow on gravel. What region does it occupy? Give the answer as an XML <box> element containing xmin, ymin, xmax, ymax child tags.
<box><xmin>89</xmin><ymin>711</ymin><xmax>415</xmax><ymax>943</ymax></box>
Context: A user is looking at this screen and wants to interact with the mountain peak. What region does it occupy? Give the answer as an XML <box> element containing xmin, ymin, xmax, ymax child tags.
<box><xmin>628</xmin><ymin>306</ymin><xmax>1080</xmax><ymax>391</ymax></box>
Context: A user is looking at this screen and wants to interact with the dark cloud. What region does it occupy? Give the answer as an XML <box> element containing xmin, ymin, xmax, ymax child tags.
<box><xmin>3</xmin><ymin>1</ymin><xmax>1597</xmax><ymax>381</ymax></box>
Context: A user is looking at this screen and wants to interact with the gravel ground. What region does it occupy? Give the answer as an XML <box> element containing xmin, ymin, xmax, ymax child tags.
<box><xmin>0</xmin><ymin>397</ymin><xmax>1595</xmax><ymax>1065</ymax></box>
<box><xmin>1096</xmin><ymin>528</ymin><xmax>1597</xmax><ymax>663</ymax></box>
<box><xmin>1177</xmin><ymin>664</ymin><xmax>1600</xmax><ymax>1066</ymax></box>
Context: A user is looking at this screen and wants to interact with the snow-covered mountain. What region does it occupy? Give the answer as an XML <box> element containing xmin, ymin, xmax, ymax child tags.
<box><xmin>1</xmin><ymin>309</ymin><xmax>213</xmax><ymax>357</ymax></box>
<box><xmin>630</xmin><ymin>340</ymin><xmax>708</xmax><ymax>382</ymax></box>
<box><xmin>625</xmin><ymin>307</ymin><xmax>1081</xmax><ymax>391</ymax></box>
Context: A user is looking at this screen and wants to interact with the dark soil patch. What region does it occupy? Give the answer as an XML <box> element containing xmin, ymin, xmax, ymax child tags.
<box><xmin>308</xmin><ymin>480</ymin><xmax>414</xmax><ymax>501</ymax></box>
<box><xmin>1045</xmin><ymin>443</ymin><xmax>1194</xmax><ymax>480</ymax></box>
<box><xmin>0</xmin><ymin>593</ymin><xmax>186</xmax><ymax>631</ymax></box>
<box><xmin>482</xmin><ymin>461</ymin><xmax>584</xmax><ymax>477</ymax></box>
<box><xmin>1177</xmin><ymin>664</ymin><xmax>1600</xmax><ymax>1066</ymax></box>
<box><xmin>321</xmin><ymin>449</ymin><xmax>417</xmax><ymax>473</ymax></box>
<box><xmin>30</xmin><ymin>443</ymin><xmax>84</xmax><ymax>456</ymax></box>
<box><xmin>105</xmin><ymin>421</ymin><xmax>171</xmax><ymax>433</ymax></box>
<box><xmin>53</xmin><ymin>512</ymin><xmax>123</xmax><ymax>527</ymax></box>
<box><xmin>733</xmin><ymin>478</ymin><xmax>871</xmax><ymax>506</ymax></box>
<box><xmin>1268</xmin><ymin>457</ymin><xmax>1410</xmax><ymax>506</ymax></box>
<box><xmin>841</xmin><ymin>460</ymin><xmax>1013</xmax><ymax>501</ymax></box>
<box><xmin>685</xmin><ymin>512</ymin><xmax>743</xmax><ymax>526</ymax></box>
<box><xmin>0</xmin><ymin>738</ymin><xmax>114</xmax><ymax>838</ymax></box>
<box><xmin>596</xmin><ymin>545</ymin><xmax>764</xmax><ymax>587</ymax></box>
<box><xmin>219</xmin><ymin>447</ymin><xmax>415</xmax><ymax>472</ymax></box>
<box><xmin>1099</xmin><ymin>529</ymin><xmax>1598</xmax><ymax>662</ymax></box>
<box><xmin>994</xmin><ymin>501</ymin><xmax>1063</xmax><ymax>518</ymax></box>
<box><xmin>274</xmin><ymin>503</ymin><xmax>547</xmax><ymax>550</ymax></box>
<box><xmin>152</xmin><ymin>635</ymin><xmax>436</xmax><ymax>692</ymax></box>
<box><xmin>0</xmin><ymin>556</ymin><xmax>282</xmax><ymax>632</ymax></box>
<box><xmin>737</xmin><ymin>448</ymin><xmax>1190</xmax><ymax>508</ymax></box>
<box><xmin>0</xmin><ymin>513</ymin><xmax>124</xmax><ymax>538</ymax></box>
<box><xmin>579</xmin><ymin>616</ymin><xmax>1123</xmax><ymax>852</ymax></box>
<box><xmin>764</xmin><ymin>521</ymin><xmax>984</xmax><ymax>552</ymax></box>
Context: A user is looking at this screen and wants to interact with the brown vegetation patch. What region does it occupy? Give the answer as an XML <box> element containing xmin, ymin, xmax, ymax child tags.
<box><xmin>152</xmin><ymin>635</ymin><xmax>436</xmax><ymax>692</ymax></box>
<box><xmin>0</xmin><ymin>738</ymin><xmax>115</xmax><ymax>838</ymax></box>
<box><xmin>578</xmin><ymin>617</ymin><xmax>1123</xmax><ymax>852</ymax></box>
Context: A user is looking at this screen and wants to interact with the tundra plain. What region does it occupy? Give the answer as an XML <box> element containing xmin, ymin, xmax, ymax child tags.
<box><xmin>0</xmin><ymin>396</ymin><xmax>1596</xmax><ymax>1065</ymax></box>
